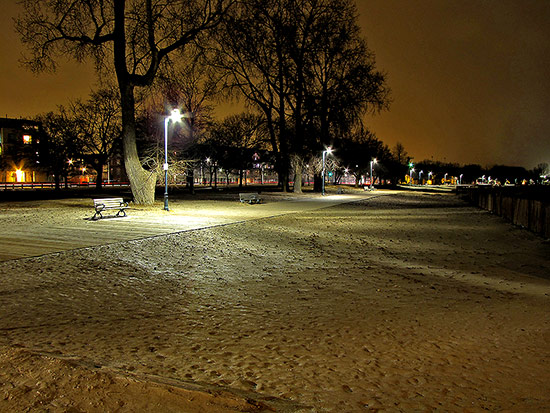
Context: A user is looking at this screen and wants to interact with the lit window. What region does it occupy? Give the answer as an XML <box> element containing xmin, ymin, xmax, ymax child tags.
<box><xmin>23</xmin><ymin>135</ymin><xmax>32</xmax><ymax>144</ymax></box>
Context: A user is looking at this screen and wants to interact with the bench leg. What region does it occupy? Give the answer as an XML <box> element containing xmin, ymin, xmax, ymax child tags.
<box><xmin>92</xmin><ymin>212</ymin><xmax>102</xmax><ymax>220</ymax></box>
<box><xmin>116</xmin><ymin>209</ymin><xmax>127</xmax><ymax>217</ymax></box>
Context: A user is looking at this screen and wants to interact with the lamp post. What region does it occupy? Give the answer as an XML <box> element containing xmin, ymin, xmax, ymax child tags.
<box><xmin>322</xmin><ymin>147</ymin><xmax>333</xmax><ymax>195</ymax></box>
<box><xmin>460</xmin><ymin>173</ymin><xmax>463</xmax><ymax>185</ymax></box>
<box><xmin>369</xmin><ymin>158</ymin><xmax>377</xmax><ymax>190</ymax></box>
<box><xmin>419</xmin><ymin>170</ymin><xmax>423</xmax><ymax>184</ymax></box>
<box><xmin>428</xmin><ymin>171</ymin><xmax>433</xmax><ymax>184</ymax></box>
<box><xmin>164</xmin><ymin>109</ymin><xmax>184</xmax><ymax>211</ymax></box>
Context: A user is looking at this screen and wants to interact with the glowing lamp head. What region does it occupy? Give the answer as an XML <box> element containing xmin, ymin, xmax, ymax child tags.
<box><xmin>169</xmin><ymin>109</ymin><xmax>183</xmax><ymax>122</ymax></box>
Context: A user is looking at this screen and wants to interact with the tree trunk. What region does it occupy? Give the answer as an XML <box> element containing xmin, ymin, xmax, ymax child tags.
<box><xmin>313</xmin><ymin>173</ymin><xmax>322</xmax><ymax>192</ymax></box>
<box><xmin>120</xmin><ymin>87</ymin><xmax>156</xmax><ymax>204</ymax></box>
<box><xmin>95</xmin><ymin>162</ymin><xmax>104</xmax><ymax>190</ymax></box>
<box><xmin>54</xmin><ymin>173</ymin><xmax>61</xmax><ymax>190</ymax></box>
<box><xmin>123</xmin><ymin>133</ymin><xmax>157</xmax><ymax>204</ymax></box>
<box><xmin>186</xmin><ymin>168</ymin><xmax>195</xmax><ymax>194</ymax></box>
<box><xmin>114</xmin><ymin>2</ymin><xmax>157</xmax><ymax>205</ymax></box>
<box><xmin>293</xmin><ymin>161</ymin><xmax>303</xmax><ymax>193</ymax></box>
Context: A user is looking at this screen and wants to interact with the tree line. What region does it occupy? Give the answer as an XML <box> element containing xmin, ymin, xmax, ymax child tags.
<box><xmin>16</xmin><ymin>1</ymin><xmax>546</xmax><ymax>199</ymax></box>
<box><xmin>17</xmin><ymin>0</ymin><xmax>392</xmax><ymax>203</ymax></box>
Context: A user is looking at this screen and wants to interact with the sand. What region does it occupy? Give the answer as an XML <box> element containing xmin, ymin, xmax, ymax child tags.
<box><xmin>0</xmin><ymin>190</ymin><xmax>549</xmax><ymax>412</ymax></box>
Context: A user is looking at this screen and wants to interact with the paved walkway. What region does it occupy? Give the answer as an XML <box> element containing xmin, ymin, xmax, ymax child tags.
<box><xmin>0</xmin><ymin>192</ymin><xmax>378</xmax><ymax>262</ymax></box>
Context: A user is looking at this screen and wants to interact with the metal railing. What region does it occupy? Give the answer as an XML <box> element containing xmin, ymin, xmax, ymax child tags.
<box><xmin>0</xmin><ymin>181</ymin><xmax>130</xmax><ymax>190</ymax></box>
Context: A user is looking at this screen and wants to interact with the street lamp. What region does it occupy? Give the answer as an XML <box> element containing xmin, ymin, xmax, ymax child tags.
<box><xmin>419</xmin><ymin>170</ymin><xmax>423</xmax><ymax>184</ymax></box>
<box><xmin>460</xmin><ymin>173</ymin><xmax>463</xmax><ymax>184</ymax></box>
<box><xmin>369</xmin><ymin>158</ymin><xmax>377</xmax><ymax>190</ymax></box>
<box><xmin>322</xmin><ymin>147</ymin><xmax>333</xmax><ymax>195</ymax></box>
<box><xmin>164</xmin><ymin>109</ymin><xmax>184</xmax><ymax>211</ymax></box>
<box><xmin>408</xmin><ymin>161</ymin><xmax>414</xmax><ymax>185</ymax></box>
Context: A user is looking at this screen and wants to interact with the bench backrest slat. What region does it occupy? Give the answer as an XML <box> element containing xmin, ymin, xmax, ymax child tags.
<box><xmin>94</xmin><ymin>198</ymin><xmax>123</xmax><ymax>204</ymax></box>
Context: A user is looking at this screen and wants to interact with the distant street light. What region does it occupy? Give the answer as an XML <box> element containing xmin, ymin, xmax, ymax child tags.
<box><xmin>419</xmin><ymin>170</ymin><xmax>423</xmax><ymax>183</ymax></box>
<box><xmin>164</xmin><ymin>109</ymin><xmax>185</xmax><ymax>211</ymax></box>
<box><xmin>369</xmin><ymin>158</ymin><xmax>377</xmax><ymax>190</ymax></box>
<box><xmin>460</xmin><ymin>173</ymin><xmax>464</xmax><ymax>184</ymax></box>
<box><xmin>322</xmin><ymin>147</ymin><xmax>333</xmax><ymax>195</ymax></box>
<box><xmin>428</xmin><ymin>171</ymin><xmax>433</xmax><ymax>184</ymax></box>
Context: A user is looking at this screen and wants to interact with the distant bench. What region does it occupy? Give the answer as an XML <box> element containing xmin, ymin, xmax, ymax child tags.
<box><xmin>239</xmin><ymin>192</ymin><xmax>262</xmax><ymax>204</ymax></box>
<box><xmin>92</xmin><ymin>197</ymin><xmax>129</xmax><ymax>220</ymax></box>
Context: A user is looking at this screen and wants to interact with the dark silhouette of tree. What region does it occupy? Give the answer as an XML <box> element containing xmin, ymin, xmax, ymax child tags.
<box><xmin>17</xmin><ymin>0</ymin><xmax>233</xmax><ymax>204</ymax></box>
<box><xmin>461</xmin><ymin>164</ymin><xmax>485</xmax><ymax>184</ymax></box>
<box><xmin>531</xmin><ymin>163</ymin><xmax>549</xmax><ymax>182</ymax></box>
<box><xmin>35</xmin><ymin>110</ymin><xmax>80</xmax><ymax>190</ymax></box>
<box><xmin>488</xmin><ymin>165</ymin><xmax>529</xmax><ymax>184</ymax></box>
<box><xmin>392</xmin><ymin>142</ymin><xmax>408</xmax><ymax>165</ymax></box>
<box><xmin>71</xmin><ymin>89</ymin><xmax>121</xmax><ymax>189</ymax></box>
<box><xmin>333</xmin><ymin>126</ymin><xmax>390</xmax><ymax>187</ymax></box>
<box><xmin>300</xmin><ymin>0</ymin><xmax>389</xmax><ymax>153</ymax></box>
<box><xmin>214</xmin><ymin>0</ymin><xmax>389</xmax><ymax>192</ymax></box>
<box><xmin>214</xmin><ymin>0</ymin><xmax>291</xmax><ymax>189</ymax></box>
<box><xmin>389</xmin><ymin>142</ymin><xmax>409</xmax><ymax>183</ymax></box>
<box><xmin>135</xmin><ymin>50</ymin><xmax>220</xmax><ymax>193</ymax></box>
<box><xmin>208</xmin><ymin>113</ymin><xmax>268</xmax><ymax>187</ymax></box>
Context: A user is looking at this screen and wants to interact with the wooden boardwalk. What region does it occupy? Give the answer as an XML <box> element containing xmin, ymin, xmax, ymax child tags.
<box><xmin>0</xmin><ymin>194</ymin><xmax>368</xmax><ymax>262</ymax></box>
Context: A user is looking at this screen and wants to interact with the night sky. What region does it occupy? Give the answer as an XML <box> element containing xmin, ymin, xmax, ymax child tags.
<box><xmin>1</xmin><ymin>1</ymin><xmax>549</xmax><ymax>169</ymax></box>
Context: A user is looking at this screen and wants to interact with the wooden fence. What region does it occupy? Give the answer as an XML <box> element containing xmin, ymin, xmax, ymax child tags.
<box><xmin>457</xmin><ymin>186</ymin><xmax>550</xmax><ymax>238</ymax></box>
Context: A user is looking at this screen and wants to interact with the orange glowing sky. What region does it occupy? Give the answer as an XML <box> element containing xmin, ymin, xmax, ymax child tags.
<box><xmin>1</xmin><ymin>1</ymin><xmax>549</xmax><ymax>168</ymax></box>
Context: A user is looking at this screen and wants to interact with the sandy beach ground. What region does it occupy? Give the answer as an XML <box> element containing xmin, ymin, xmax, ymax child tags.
<box><xmin>0</xmin><ymin>190</ymin><xmax>549</xmax><ymax>412</ymax></box>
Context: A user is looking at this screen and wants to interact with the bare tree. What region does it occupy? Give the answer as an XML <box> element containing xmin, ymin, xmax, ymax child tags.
<box><xmin>213</xmin><ymin>0</ymin><xmax>292</xmax><ymax>189</ymax></box>
<box><xmin>208</xmin><ymin>112</ymin><xmax>268</xmax><ymax>187</ymax></box>
<box><xmin>214</xmin><ymin>0</ymin><xmax>390</xmax><ymax>192</ymax></box>
<box><xmin>71</xmin><ymin>88</ymin><xmax>121</xmax><ymax>189</ymax></box>
<box><xmin>16</xmin><ymin>0</ymin><xmax>233</xmax><ymax>204</ymax></box>
<box><xmin>392</xmin><ymin>142</ymin><xmax>408</xmax><ymax>165</ymax></box>
<box><xmin>35</xmin><ymin>110</ymin><xmax>80</xmax><ymax>190</ymax></box>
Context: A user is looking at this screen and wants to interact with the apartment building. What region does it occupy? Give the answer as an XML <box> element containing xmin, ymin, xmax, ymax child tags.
<box><xmin>0</xmin><ymin>117</ymin><xmax>47</xmax><ymax>182</ymax></box>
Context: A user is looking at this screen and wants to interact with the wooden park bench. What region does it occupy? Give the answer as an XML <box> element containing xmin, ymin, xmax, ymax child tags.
<box><xmin>239</xmin><ymin>192</ymin><xmax>262</xmax><ymax>204</ymax></box>
<box><xmin>92</xmin><ymin>197</ymin><xmax>129</xmax><ymax>220</ymax></box>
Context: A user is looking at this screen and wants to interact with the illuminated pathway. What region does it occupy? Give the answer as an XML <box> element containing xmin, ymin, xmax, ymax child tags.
<box><xmin>0</xmin><ymin>192</ymin><xmax>384</xmax><ymax>261</ymax></box>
